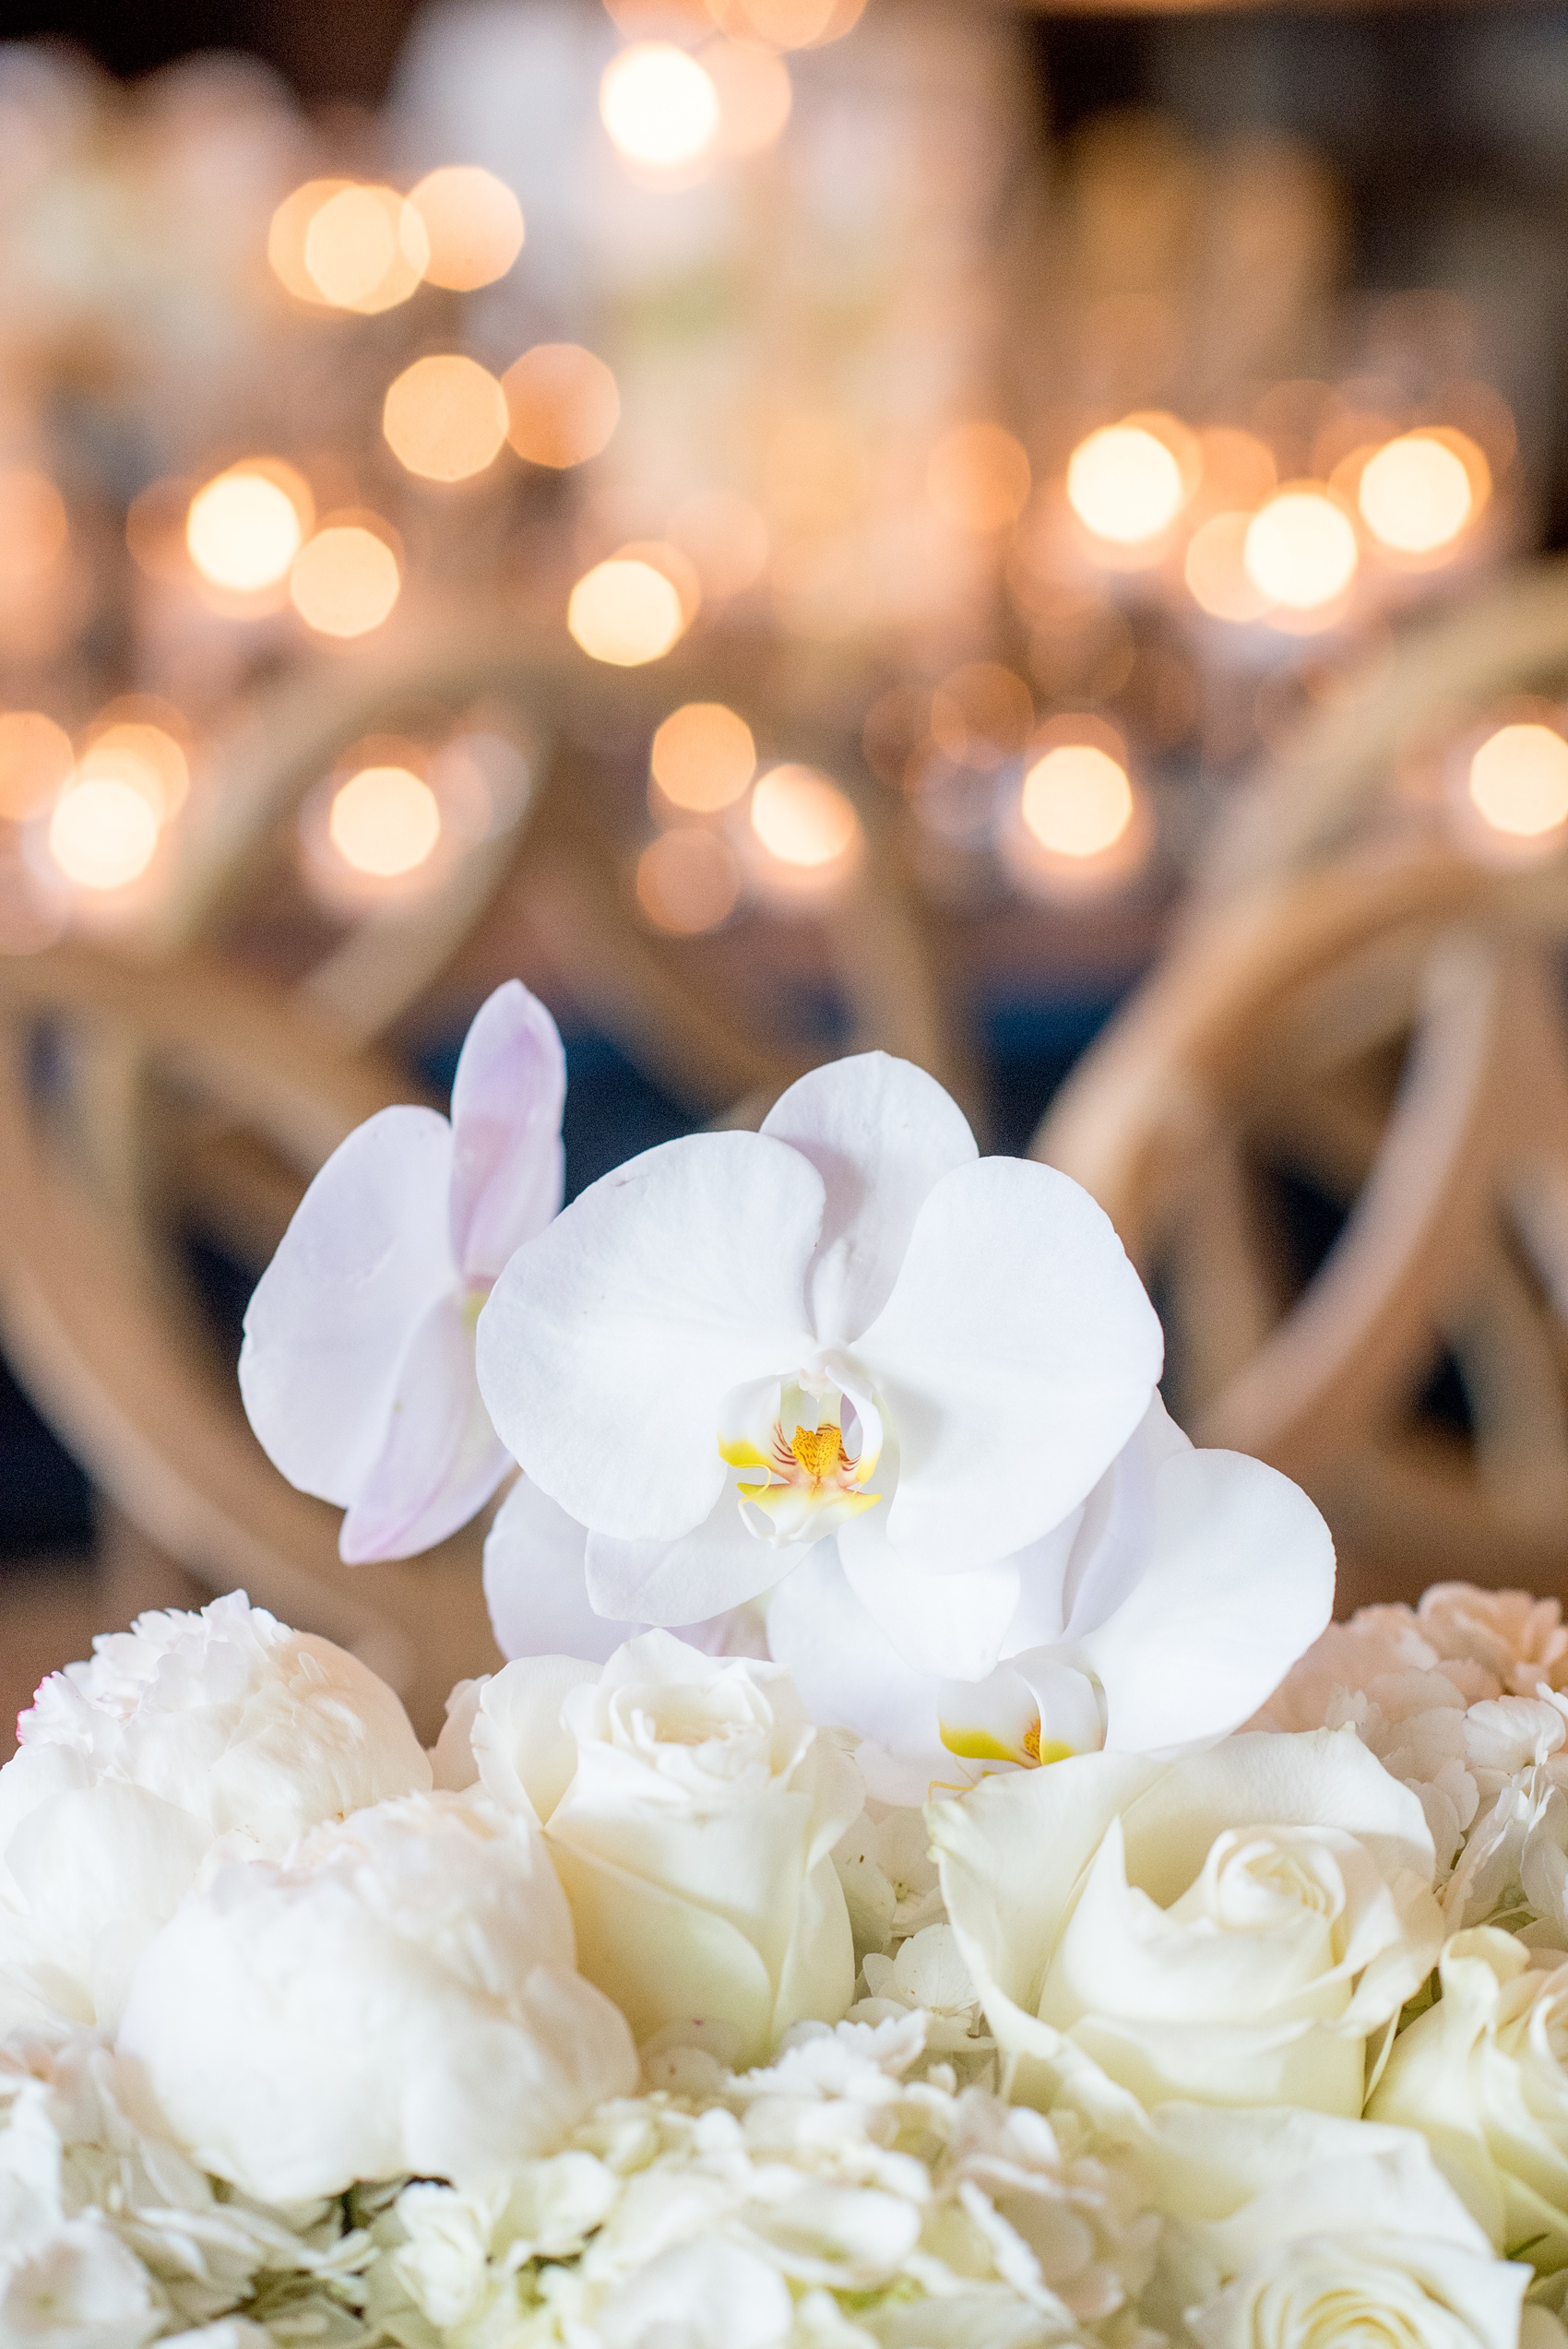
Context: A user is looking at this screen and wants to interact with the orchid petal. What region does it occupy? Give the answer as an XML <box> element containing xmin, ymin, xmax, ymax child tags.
<box><xmin>1076</xmin><ymin>1447</ymin><xmax>1336</xmax><ymax>1753</ymax></box>
<box><xmin>856</xmin><ymin>1158</ymin><xmax>1162</xmax><ymax>1572</ymax></box>
<box><xmin>483</xmin><ymin>1478</ymin><xmax>631</xmax><ymax>1665</ymax></box>
<box><xmin>939</xmin><ymin>1655</ymin><xmax>1105</xmax><ymax>1766</ymax></box>
<box><xmin>339</xmin><ymin>1291</ymin><xmax>511</xmax><ymax>1561</ymax></box>
<box><xmin>477</xmin><ymin>1132</ymin><xmax>822</xmax><ymax>1539</ymax></box>
<box><xmin>765</xmin><ymin>1547</ymin><xmax>944</xmax><ymax>1805</ymax></box>
<box><xmin>585</xmin><ymin>1494</ymin><xmax>811</xmax><ymax>1628</ymax></box>
<box><xmin>240</xmin><ymin>1107</ymin><xmax>456</xmax><ymax>1507</ymax></box>
<box><xmin>760</xmin><ymin>1052</ymin><xmax>976</xmax><ymax>1346</ymax></box>
<box><xmin>448</xmin><ymin>980</ymin><xmax>567</xmax><ymax>1287</ymax></box>
<box><xmin>837</xmin><ymin>1504</ymin><xmax>1020</xmax><ymax>1681</ymax></box>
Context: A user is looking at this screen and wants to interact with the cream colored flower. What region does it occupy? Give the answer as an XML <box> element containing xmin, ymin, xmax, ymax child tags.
<box><xmin>1417</xmin><ymin>1588</ymin><xmax>1568</xmax><ymax>1700</ymax></box>
<box><xmin>455</xmin><ymin>1632</ymin><xmax>865</xmax><ymax>2066</ymax></box>
<box><xmin>931</xmin><ymin>1730</ymin><xmax>1441</xmax><ymax>2118</ymax></box>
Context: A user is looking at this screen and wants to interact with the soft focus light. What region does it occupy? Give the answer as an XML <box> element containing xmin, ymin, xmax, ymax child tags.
<box><xmin>48</xmin><ymin>779</ymin><xmax>160</xmax><ymax>891</ymax></box>
<box><xmin>1467</xmin><ymin>724</ymin><xmax>1568</xmax><ymax>839</ymax></box>
<box><xmin>1021</xmin><ymin>744</ymin><xmax>1134</xmax><ymax>859</ymax></box>
<box><xmin>926</xmin><ymin>423</ymin><xmax>1031</xmax><ymax>535</ymax></box>
<box><xmin>668</xmin><ymin>491</ymin><xmax>769</xmax><ymax>599</ymax></box>
<box><xmin>710</xmin><ymin>0</ymin><xmax>866</xmax><ymax>46</ymax></box>
<box><xmin>600</xmin><ymin>43</ymin><xmax>719</xmax><ymax>172</ymax></box>
<box><xmin>1358</xmin><ymin>432</ymin><xmax>1480</xmax><ymax>556</ymax></box>
<box><xmin>651</xmin><ymin>702</ymin><xmax>755</xmax><ymax>813</ymax></box>
<box><xmin>703</xmin><ymin>39</ymin><xmax>792</xmax><ymax>153</ymax></box>
<box><xmin>186</xmin><ymin>465</ymin><xmax>308</xmax><ymax>593</ymax></box>
<box><xmin>0</xmin><ymin>471</ymin><xmax>67</xmax><ymax>591</ymax></box>
<box><xmin>0</xmin><ymin>712</ymin><xmax>72</xmax><ymax>819</ymax></box>
<box><xmin>291</xmin><ymin>524</ymin><xmax>401</xmax><ymax>637</ymax></box>
<box><xmin>568</xmin><ymin>558</ymin><xmax>686</xmax><ymax>664</ymax></box>
<box><xmin>328</xmin><ymin>766</ymin><xmax>441</xmax><ymax>876</ymax></box>
<box><xmin>303</xmin><ymin>184</ymin><xmax>428</xmax><ymax>313</ymax></box>
<box><xmin>77</xmin><ymin>723</ymin><xmax>188</xmax><ymax>821</ymax></box>
<box><xmin>504</xmin><ymin>344</ymin><xmax>620</xmax><ymax>469</ymax></box>
<box><xmin>1184</xmin><ymin>510</ymin><xmax>1271</xmax><ymax>623</ymax></box>
<box><xmin>930</xmin><ymin>663</ymin><xmax>1033</xmax><ymax>768</ymax></box>
<box><xmin>267</xmin><ymin>178</ymin><xmax>352</xmax><ymax>303</ymax></box>
<box><xmin>750</xmin><ymin>764</ymin><xmax>860</xmax><ymax>868</ymax></box>
<box><xmin>1243</xmin><ymin>488</ymin><xmax>1359</xmax><ymax>611</ymax></box>
<box><xmin>1065</xmin><ymin>423</ymin><xmax>1186</xmax><ymax>547</ymax></box>
<box><xmin>383</xmin><ymin>356</ymin><xmax>510</xmax><ymax>483</ymax></box>
<box><xmin>636</xmin><ymin>828</ymin><xmax>739</xmax><ymax>933</ymax></box>
<box><xmin>407</xmin><ymin>166</ymin><xmax>524</xmax><ymax>291</ymax></box>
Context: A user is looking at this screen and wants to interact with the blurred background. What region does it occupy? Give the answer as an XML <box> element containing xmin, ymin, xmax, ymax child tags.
<box><xmin>6</xmin><ymin>0</ymin><xmax>1568</xmax><ymax>1743</ymax></box>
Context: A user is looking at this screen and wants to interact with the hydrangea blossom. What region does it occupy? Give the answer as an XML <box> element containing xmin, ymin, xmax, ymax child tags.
<box><xmin>241</xmin><ymin>980</ymin><xmax>565</xmax><ymax>1562</ymax></box>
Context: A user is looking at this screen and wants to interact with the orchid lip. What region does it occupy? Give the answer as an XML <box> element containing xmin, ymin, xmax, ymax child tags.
<box><xmin>719</xmin><ymin>1364</ymin><xmax>884</xmax><ymax>1548</ymax></box>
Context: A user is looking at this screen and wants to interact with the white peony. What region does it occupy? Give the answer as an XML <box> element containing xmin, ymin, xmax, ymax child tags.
<box><xmin>0</xmin><ymin>1594</ymin><xmax>430</xmax><ymax>2032</ymax></box>
<box><xmin>115</xmin><ymin>1790</ymin><xmax>637</xmax><ymax>2202</ymax></box>
<box><xmin>440</xmin><ymin>1632</ymin><xmax>863</xmax><ymax>2066</ymax></box>
<box><xmin>932</xmin><ymin>1729</ymin><xmax>1442</xmax><ymax>2118</ymax></box>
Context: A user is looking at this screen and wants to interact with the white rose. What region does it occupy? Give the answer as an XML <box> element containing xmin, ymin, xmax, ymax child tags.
<box><xmin>1369</xmin><ymin>1928</ymin><xmax>1568</xmax><ymax>2273</ymax></box>
<box><xmin>115</xmin><ymin>1789</ymin><xmax>636</xmax><ymax>2202</ymax></box>
<box><xmin>0</xmin><ymin>2217</ymin><xmax>161</xmax><ymax>2349</ymax></box>
<box><xmin>450</xmin><ymin>1631</ymin><xmax>863</xmax><ymax>2066</ymax></box>
<box><xmin>931</xmin><ymin>1729</ymin><xmax>1441</xmax><ymax>2117</ymax></box>
<box><xmin>0</xmin><ymin>1592</ymin><xmax>430</xmax><ymax>2031</ymax></box>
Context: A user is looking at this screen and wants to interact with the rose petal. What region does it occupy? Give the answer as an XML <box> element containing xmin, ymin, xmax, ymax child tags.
<box><xmin>448</xmin><ymin>980</ymin><xmax>567</xmax><ymax>1287</ymax></box>
<box><xmin>240</xmin><ymin>1107</ymin><xmax>456</xmax><ymax>1507</ymax></box>
<box><xmin>1076</xmin><ymin>1448</ymin><xmax>1336</xmax><ymax>1752</ymax></box>
<box><xmin>837</xmin><ymin>1505</ymin><xmax>1020</xmax><ymax>1680</ymax></box>
<box><xmin>855</xmin><ymin>1158</ymin><xmax>1162</xmax><ymax>1573</ymax></box>
<box><xmin>483</xmin><ymin>1477</ymin><xmax>631</xmax><ymax>1665</ymax></box>
<box><xmin>760</xmin><ymin>1052</ymin><xmax>976</xmax><ymax>1347</ymax></box>
<box><xmin>477</xmin><ymin>1132</ymin><xmax>822</xmax><ymax>1540</ymax></box>
<box><xmin>339</xmin><ymin>1292</ymin><xmax>511</xmax><ymax>1561</ymax></box>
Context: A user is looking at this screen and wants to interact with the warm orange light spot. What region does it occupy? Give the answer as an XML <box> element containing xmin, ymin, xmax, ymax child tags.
<box><xmin>0</xmin><ymin>471</ymin><xmax>67</xmax><ymax>592</ymax></box>
<box><xmin>77</xmin><ymin>723</ymin><xmax>188</xmax><ymax>822</ymax></box>
<box><xmin>383</xmin><ymin>356</ymin><xmax>510</xmax><ymax>483</ymax></box>
<box><xmin>750</xmin><ymin>764</ymin><xmax>860</xmax><ymax>867</ymax></box>
<box><xmin>927</xmin><ymin>423</ymin><xmax>1031</xmax><ymax>536</ymax></box>
<box><xmin>1358</xmin><ymin>431</ymin><xmax>1483</xmax><ymax>557</ymax></box>
<box><xmin>1467</xmin><ymin>724</ymin><xmax>1568</xmax><ymax>840</ymax></box>
<box><xmin>1243</xmin><ymin>488</ymin><xmax>1358</xmax><ymax>611</ymax></box>
<box><xmin>636</xmin><ymin>828</ymin><xmax>739</xmax><ymax>933</ymax></box>
<box><xmin>503</xmin><ymin>344</ymin><xmax>620</xmax><ymax>469</ymax></box>
<box><xmin>709</xmin><ymin>0</ymin><xmax>866</xmax><ymax>47</ymax></box>
<box><xmin>328</xmin><ymin>766</ymin><xmax>441</xmax><ymax>876</ymax></box>
<box><xmin>290</xmin><ymin>523</ymin><xmax>401</xmax><ymax>638</ymax></box>
<box><xmin>0</xmin><ymin>712</ymin><xmax>72</xmax><ymax>819</ymax></box>
<box><xmin>667</xmin><ymin>491</ymin><xmax>769</xmax><ymax>599</ymax></box>
<box><xmin>1066</xmin><ymin>422</ymin><xmax>1187</xmax><ymax>547</ymax></box>
<box><xmin>186</xmin><ymin>465</ymin><xmax>310</xmax><ymax>593</ymax></box>
<box><xmin>267</xmin><ymin>178</ymin><xmax>353</xmax><ymax>303</ymax></box>
<box><xmin>48</xmin><ymin>780</ymin><xmax>160</xmax><ymax>890</ymax></box>
<box><xmin>600</xmin><ymin>42</ymin><xmax>719</xmax><ymax>172</ymax></box>
<box><xmin>703</xmin><ymin>38</ymin><xmax>792</xmax><ymax>153</ymax></box>
<box><xmin>1021</xmin><ymin>744</ymin><xmax>1134</xmax><ymax>859</ymax></box>
<box><xmin>406</xmin><ymin>166</ymin><xmax>524</xmax><ymax>291</ymax></box>
<box><xmin>303</xmin><ymin>184</ymin><xmax>428</xmax><ymax>313</ymax></box>
<box><xmin>1195</xmin><ymin>427</ymin><xmax>1276</xmax><ymax>510</ymax></box>
<box><xmin>930</xmin><ymin>663</ymin><xmax>1033</xmax><ymax>768</ymax></box>
<box><xmin>1185</xmin><ymin>510</ymin><xmax>1271</xmax><ymax>623</ymax></box>
<box><xmin>568</xmin><ymin>558</ymin><xmax>686</xmax><ymax>665</ymax></box>
<box><xmin>651</xmin><ymin>702</ymin><xmax>756</xmax><ymax>813</ymax></box>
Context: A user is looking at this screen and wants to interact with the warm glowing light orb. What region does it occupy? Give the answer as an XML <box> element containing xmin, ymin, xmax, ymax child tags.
<box><xmin>186</xmin><ymin>467</ymin><xmax>307</xmax><ymax>593</ymax></box>
<box><xmin>78</xmin><ymin>724</ymin><xmax>188</xmax><ymax>821</ymax></box>
<box><xmin>704</xmin><ymin>39</ymin><xmax>792</xmax><ymax>154</ymax></box>
<box><xmin>600</xmin><ymin>42</ymin><xmax>719</xmax><ymax>172</ymax></box>
<box><xmin>49</xmin><ymin>779</ymin><xmax>160</xmax><ymax>891</ymax></box>
<box><xmin>1066</xmin><ymin>423</ymin><xmax>1186</xmax><ymax>547</ymax></box>
<box><xmin>328</xmin><ymin>766</ymin><xmax>441</xmax><ymax>876</ymax></box>
<box><xmin>407</xmin><ymin>166</ymin><xmax>524</xmax><ymax>291</ymax></box>
<box><xmin>568</xmin><ymin>559</ymin><xmax>686</xmax><ymax>665</ymax></box>
<box><xmin>383</xmin><ymin>356</ymin><xmax>510</xmax><ymax>483</ymax></box>
<box><xmin>503</xmin><ymin>344</ymin><xmax>620</xmax><ymax>469</ymax></box>
<box><xmin>303</xmin><ymin>184</ymin><xmax>428</xmax><ymax>313</ymax></box>
<box><xmin>926</xmin><ymin>422</ymin><xmax>1031</xmax><ymax>535</ymax></box>
<box><xmin>651</xmin><ymin>702</ymin><xmax>755</xmax><ymax>813</ymax></box>
<box><xmin>1467</xmin><ymin>723</ymin><xmax>1568</xmax><ymax>840</ymax></box>
<box><xmin>750</xmin><ymin>764</ymin><xmax>860</xmax><ymax>868</ymax></box>
<box><xmin>1358</xmin><ymin>432</ymin><xmax>1480</xmax><ymax>556</ymax></box>
<box><xmin>636</xmin><ymin>828</ymin><xmax>740</xmax><ymax>934</ymax></box>
<box><xmin>1243</xmin><ymin>489</ymin><xmax>1359</xmax><ymax>611</ymax></box>
<box><xmin>1021</xmin><ymin>744</ymin><xmax>1134</xmax><ymax>859</ymax></box>
<box><xmin>0</xmin><ymin>712</ymin><xmax>72</xmax><ymax>820</ymax></box>
<box><xmin>1184</xmin><ymin>510</ymin><xmax>1271</xmax><ymax>623</ymax></box>
<box><xmin>290</xmin><ymin>525</ymin><xmax>401</xmax><ymax>638</ymax></box>
<box><xmin>267</xmin><ymin>178</ymin><xmax>352</xmax><ymax>303</ymax></box>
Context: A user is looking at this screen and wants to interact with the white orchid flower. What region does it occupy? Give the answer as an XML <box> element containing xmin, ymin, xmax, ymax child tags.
<box><xmin>241</xmin><ymin>980</ymin><xmax>565</xmax><ymax>1562</ymax></box>
<box><xmin>476</xmin><ymin>1050</ymin><xmax>1165</xmax><ymax>1651</ymax></box>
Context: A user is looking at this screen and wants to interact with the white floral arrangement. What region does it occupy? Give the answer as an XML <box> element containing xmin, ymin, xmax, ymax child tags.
<box><xmin>7</xmin><ymin>985</ymin><xmax>1568</xmax><ymax>2349</ymax></box>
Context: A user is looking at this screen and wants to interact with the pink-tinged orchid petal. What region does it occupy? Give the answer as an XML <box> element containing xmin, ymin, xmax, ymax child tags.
<box><xmin>837</xmin><ymin>1501</ymin><xmax>1020</xmax><ymax>1681</ymax></box>
<box><xmin>765</xmin><ymin>1546</ymin><xmax>941</xmax><ymax>1805</ymax></box>
<box><xmin>339</xmin><ymin>1293</ymin><xmax>511</xmax><ymax>1562</ymax></box>
<box><xmin>448</xmin><ymin>980</ymin><xmax>566</xmax><ymax>1287</ymax></box>
<box><xmin>483</xmin><ymin>1478</ymin><xmax>630</xmax><ymax>1665</ymax></box>
<box><xmin>855</xmin><ymin>1158</ymin><xmax>1162</xmax><ymax>1574</ymax></box>
<box><xmin>1075</xmin><ymin>1446</ymin><xmax>1336</xmax><ymax>1753</ymax></box>
<box><xmin>240</xmin><ymin>1107</ymin><xmax>457</xmax><ymax>1511</ymax></box>
<box><xmin>584</xmin><ymin>1491</ymin><xmax>809</xmax><ymax>1628</ymax></box>
<box><xmin>476</xmin><ymin>1133</ymin><xmax>823</xmax><ymax>1540</ymax></box>
<box><xmin>760</xmin><ymin>1052</ymin><xmax>976</xmax><ymax>1347</ymax></box>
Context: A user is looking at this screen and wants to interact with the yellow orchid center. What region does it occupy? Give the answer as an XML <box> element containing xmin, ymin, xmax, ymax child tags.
<box><xmin>789</xmin><ymin>1421</ymin><xmax>847</xmax><ymax>1481</ymax></box>
<box><xmin>720</xmin><ymin>1371</ymin><xmax>883</xmax><ymax>1547</ymax></box>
